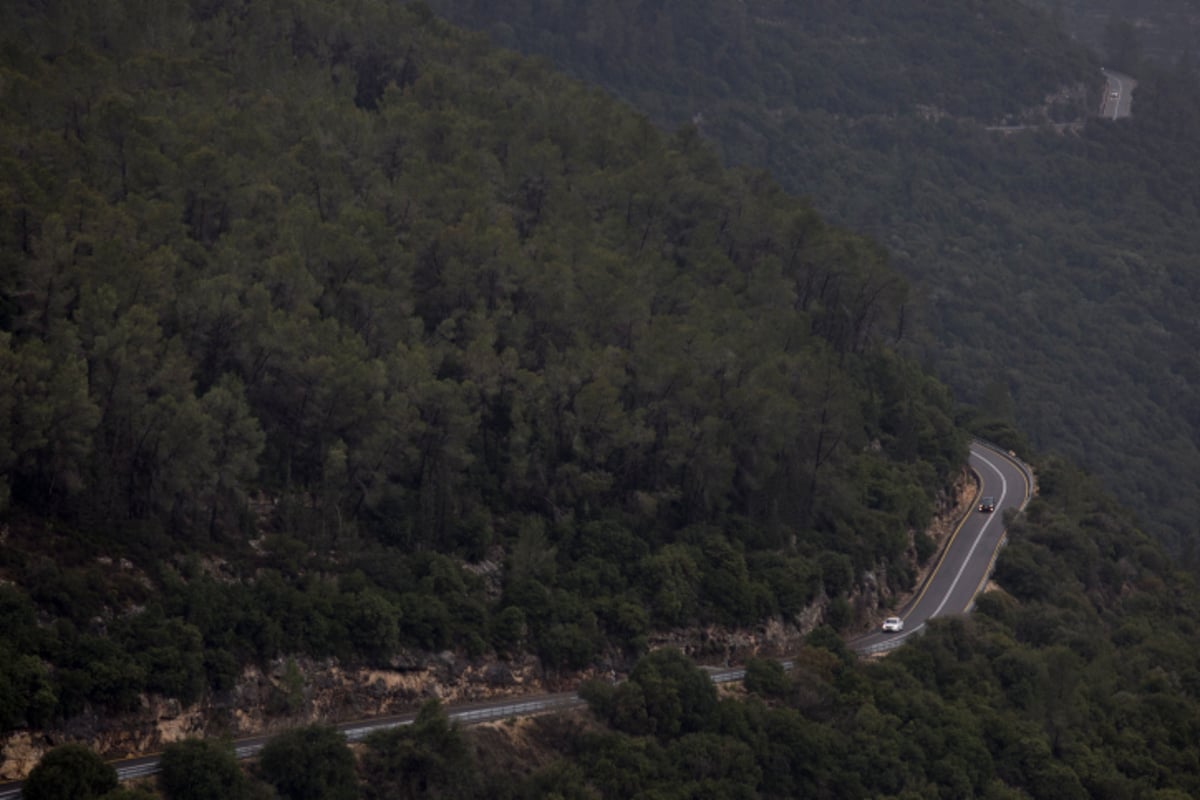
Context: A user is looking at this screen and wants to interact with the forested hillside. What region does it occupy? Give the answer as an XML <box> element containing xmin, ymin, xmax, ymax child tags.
<box><xmin>565</xmin><ymin>459</ymin><xmax>1200</xmax><ymax>799</ymax></box>
<box><xmin>0</xmin><ymin>0</ymin><xmax>967</xmax><ymax>737</ymax></box>
<box><xmin>1024</xmin><ymin>0</ymin><xmax>1200</xmax><ymax>66</ymax></box>
<box><xmin>25</xmin><ymin>453</ymin><xmax>1200</xmax><ymax>799</ymax></box>
<box><xmin>425</xmin><ymin>0</ymin><xmax>1200</xmax><ymax>551</ymax></box>
<box><xmin>426</xmin><ymin>0</ymin><xmax>1100</xmax><ymax>128</ymax></box>
<box><xmin>9</xmin><ymin>2</ymin><xmax>1200</xmax><ymax>798</ymax></box>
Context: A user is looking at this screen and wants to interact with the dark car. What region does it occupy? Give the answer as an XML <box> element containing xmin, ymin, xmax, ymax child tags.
<box><xmin>978</xmin><ymin>496</ymin><xmax>996</xmax><ymax>513</ymax></box>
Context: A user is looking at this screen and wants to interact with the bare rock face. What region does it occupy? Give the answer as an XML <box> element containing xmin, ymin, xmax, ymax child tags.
<box><xmin>484</xmin><ymin>664</ymin><xmax>516</xmax><ymax>687</ymax></box>
<box><xmin>0</xmin><ymin>734</ymin><xmax>40</xmax><ymax>782</ymax></box>
<box><xmin>644</xmin><ymin>609</ymin><xmax>824</xmax><ymax>668</ymax></box>
<box><xmin>0</xmin><ymin>653</ymin><xmax>547</xmax><ymax>781</ymax></box>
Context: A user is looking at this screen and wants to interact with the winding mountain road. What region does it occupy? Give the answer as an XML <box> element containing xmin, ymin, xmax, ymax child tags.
<box><xmin>1101</xmin><ymin>69</ymin><xmax>1136</xmax><ymax>120</ymax></box>
<box><xmin>0</xmin><ymin>441</ymin><xmax>1030</xmax><ymax>799</ymax></box>
<box><xmin>852</xmin><ymin>440</ymin><xmax>1032</xmax><ymax>654</ymax></box>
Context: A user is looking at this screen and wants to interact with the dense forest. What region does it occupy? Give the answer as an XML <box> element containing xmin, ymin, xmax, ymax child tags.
<box><xmin>0</xmin><ymin>0</ymin><xmax>970</xmax><ymax>735</ymax></box>
<box><xmin>428</xmin><ymin>0</ymin><xmax>1099</xmax><ymax>125</ymax></box>
<box><xmin>9</xmin><ymin>1</ymin><xmax>1200</xmax><ymax>798</ymax></box>
<box><xmin>424</xmin><ymin>0</ymin><xmax>1200</xmax><ymax>551</ymax></box>
<box><xmin>1024</xmin><ymin>0</ymin><xmax>1200</xmax><ymax>65</ymax></box>
<box><xmin>22</xmin><ymin>454</ymin><xmax>1200</xmax><ymax>799</ymax></box>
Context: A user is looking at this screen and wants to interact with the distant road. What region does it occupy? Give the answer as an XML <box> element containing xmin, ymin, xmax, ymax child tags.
<box><xmin>1101</xmin><ymin>69</ymin><xmax>1136</xmax><ymax>120</ymax></box>
<box><xmin>0</xmin><ymin>441</ymin><xmax>1031</xmax><ymax>799</ymax></box>
<box><xmin>986</xmin><ymin>68</ymin><xmax>1136</xmax><ymax>132</ymax></box>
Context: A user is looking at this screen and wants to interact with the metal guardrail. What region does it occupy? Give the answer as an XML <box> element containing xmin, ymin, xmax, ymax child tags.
<box><xmin>856</xmin><ymin>628</ymin><xmax>923</xmax><ymax>656</ymax></box>
<box><xmin>449</xmin><ymin>695</ymin><xmax>584</xmax><ymax>724</ymax></box>
<box><xmin>106</xmin><ymin>695</ymin><xmax>590</xmax><ymax>788</ymax></box>
<box><xmin>114</xmin><ymin>760</ymin><xmax>163</xmax><ymax>782</ymax></box>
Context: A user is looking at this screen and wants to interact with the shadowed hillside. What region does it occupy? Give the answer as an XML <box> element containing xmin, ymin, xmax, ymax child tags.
<box><xmin>426</xmin><ymin>0</ymin><xmax>1200</xmax><ymax>550</ymax></box>
<box><xmin>0</xmin><ymin>0</ymin><xmax>965</xmax><ymax>739</ymax></box>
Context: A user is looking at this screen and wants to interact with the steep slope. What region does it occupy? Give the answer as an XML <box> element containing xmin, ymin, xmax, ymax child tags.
<box><xmin>1024</xmin><ymin>0</ymin><xmax>1200</xmax><ymax>65</ymax></box>
<box><xmin>0</xmin><ymin>0</ymin><xmax>966</xmax><ymax>742</ymax></box>
<box><xmin>20</xmin><ymin>453</ymin><xmax>1200</xmax><ymax>798</ymax></box>
<box><xmin>425</xmin><ymin>0</ymin><xmax>1200</xmax><ymax>549</ymax></box>
<box><xmin>560</xmin><ymin>458</ymin><xmax>1200</xmax><ymax>798</ymax></box>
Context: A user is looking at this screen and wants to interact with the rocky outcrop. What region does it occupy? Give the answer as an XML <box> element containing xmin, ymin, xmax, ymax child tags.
<box><xmin>0</xmin><ymin>652</ymin><xmax>546</xmax><ymax>781</ymax></box>
<box><xmin>0</xmin><ymin>610</ymin><xmax>819</xmax><ymax>780</ymax></box>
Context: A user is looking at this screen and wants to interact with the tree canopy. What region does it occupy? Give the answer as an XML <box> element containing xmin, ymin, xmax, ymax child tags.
<box><xmin>0</xmin><ymin>0</ymin><xmax>966</xmax><ymax>727</ymax></box>
<box><xmin>158</xmin><ymin>739</ymin><xmax>251</xmax><ymax>800</ymax></box>
<box><xmin>20</xmin><ymin>744</ymin><xmax>117</xmax><ymax>800</ymax></box>
<box><xmin>7</xmin><ymin>2</ymin><xmax>1200</xmax><ymax>797</ymax></box>
<box><xmin>424</xmin><ymin>0</ymin><xmax>1200</xmax><ymax>552</ymax></box>
<box><xmin>256</xmin><ymin>724</ymin><xmax>357</xmax><ymax>800</ymax></box>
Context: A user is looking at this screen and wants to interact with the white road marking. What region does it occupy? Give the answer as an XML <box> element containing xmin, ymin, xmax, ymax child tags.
<box><xmin>928</xmin><ymin>451</ymin><xmax>1007</xmax><ymax>618</ymax></box>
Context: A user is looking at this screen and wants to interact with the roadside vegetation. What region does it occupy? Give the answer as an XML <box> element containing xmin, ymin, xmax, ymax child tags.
<box><xmin>26</xmin><ymin>456</ymin><xmax>1200</xmax><ymax>797</ymax></box>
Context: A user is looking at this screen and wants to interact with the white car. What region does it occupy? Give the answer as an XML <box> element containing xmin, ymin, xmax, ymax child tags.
<box><xmin>881</xmin><ymin>616</ymin><xmax>904</xmax><ymax>633</ymax></box>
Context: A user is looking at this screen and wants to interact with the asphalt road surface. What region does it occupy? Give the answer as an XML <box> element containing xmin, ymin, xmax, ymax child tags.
<box><xmin>1101</xmin><ymin>69</ymin><xmax>1136</xmax><ymax>119</ymax></box>
<box><xmin>852</xmin><ymin>440</ymin><xmax>1031</xmax><ymax>654</ymax></box>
